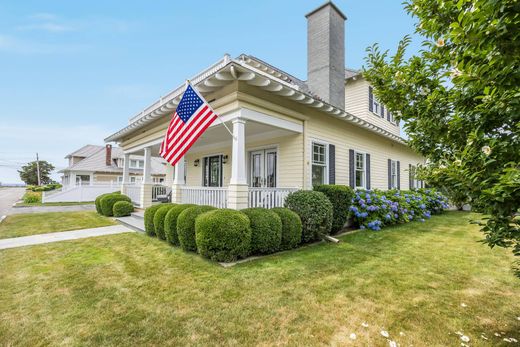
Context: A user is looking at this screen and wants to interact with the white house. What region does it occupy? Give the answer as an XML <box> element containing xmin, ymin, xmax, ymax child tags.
<box><xmin>105</xmin><ymin>1</ymin><xmax>424</xmax><ymax>209</ymax></box>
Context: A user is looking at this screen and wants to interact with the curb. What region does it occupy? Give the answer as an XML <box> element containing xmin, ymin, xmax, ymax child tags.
<box><xmin>0</xmin><ymin>215</ymin><xmax>6</xmax><ymax>224</ymax></box>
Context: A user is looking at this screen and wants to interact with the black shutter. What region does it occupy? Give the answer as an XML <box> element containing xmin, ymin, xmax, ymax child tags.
<box><xmin>328</xmin><ymin>144</ymin><xmax>335</xmax><ymax>184</ymax></box>
<box><xmin>349</xmin><ymin>149</ymin><xmax>355</xmax><ymax>188</ymax></box>
<box><xmin>368</xmin><ymin>87</ymin><xmax>373</xmax><ymax>112</ymax></box>
<box><xmin>409</xmin><ymin>164</ymin><xmax>413</xmax><ymax>189</ymax></box>
<box><xmin>397</xmin><ymin>161</ymin><xmax>401</xmax><ymax>190</ymax></box>
<box><xmin>381</xmin><ymin>105</ymin><xmax>385</xmax><ymax>118</ymax></box>
<box><xmin>366</xmin><ymin>154</ymin><xmax>371</xmax><ymax>189</ymax></box>
<box><xmin>388</xmin><ymin>159</ymin><xmax>392</xmax><ymax>189</ymax></box>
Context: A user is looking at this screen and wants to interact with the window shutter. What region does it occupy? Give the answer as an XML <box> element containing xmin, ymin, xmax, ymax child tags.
<box><xmin>366</xmin><ymin>154</ymin><xmax>371</xmax><ymax>189</ymax></box>
<box><xmin>381</xmin><ymin>105</ymin><xmax>385</xmax><ymax>118</ymax></box>
<box><xmin>388</xmin><ymin>159</ymin><xmax>392</xmax><ymax>189</ymax></box>
<box><xmin>387</xmin><ymin>109</ymin><xmax>391</xmax><ymax>121</ymax></box>
<box><xmin>349</xmin><ymin>149</ymin><xmax>355</xmax><ymax>188</ymax></box>
<box><xmin>368</xmin><ymin>87</ymin><xmax>373</xmax><ymax>112</ymax></box>
<box><xmin>409</xmin><ymin>164</ymin><xmax>412</xmax><ymax>189</ymax></box>
<box><xmin>328</xmin><ymin>144</ymin><xmax>335</xmax><ymax>184</ymax></box>
<box><xmin>397</xmin><ymin>161</ymin><xmax>401</xmax><ymax>190</ymax></box>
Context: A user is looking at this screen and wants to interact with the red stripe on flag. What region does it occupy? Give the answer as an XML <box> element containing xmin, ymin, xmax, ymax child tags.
<box><xmin>166</xmin><ymin>105</ymin><xmax>209</xmax><ymax>151</ymax></box>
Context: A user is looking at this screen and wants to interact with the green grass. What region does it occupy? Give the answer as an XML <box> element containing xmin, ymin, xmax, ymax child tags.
<box><xmin>0</xmin><ymin>211</ymin><xmax>116</xmax><ymax>239</ymax></box>
<box><xmin>0</xmin><ymin>212</ymin><xmax>518</xmax><ymax>346</ymax></box>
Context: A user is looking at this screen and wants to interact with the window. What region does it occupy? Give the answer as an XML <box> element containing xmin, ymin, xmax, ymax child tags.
<box><xmin>203</xmin><ymin>155</ymin><xmax>222</xmax><ymax>187</ymax></box>
<box><xmin>130</xmin><ymin>159</ymin><xmax>144</xmax><ymax>169</ymax></box>
<box><xmin>410</xmin><ymin>165</ymin><xmax>422</xmax><ymax>189</ymax></box>
<box><xmin>117</xmin><ymin>176</ymin><xmax>123</xmax><ymax>183</ymax></box>
<box><xmin>390</xmin><ymin>160</ymin><xmax>398</xmax><ymax>188</ymax></box>
<box><xmin>355</xmin><ymin>152</ymin><xmax>366</xmax><ymax>188</ymax></box>
<box><xmin>152</xmin><ymin>177</ymin><xmax>165</xmax><ymax>184</ymax></box>
<box><xmin>311</xmin><ymin>142</ymin><xmax>328</xmax><ymax>186</ymax></box>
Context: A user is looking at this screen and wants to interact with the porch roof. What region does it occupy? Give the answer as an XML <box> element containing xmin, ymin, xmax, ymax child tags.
<box><xmin>104</xmin><ymin>54</ymin><xmax>405</xmax><ymax>145</ymax></box>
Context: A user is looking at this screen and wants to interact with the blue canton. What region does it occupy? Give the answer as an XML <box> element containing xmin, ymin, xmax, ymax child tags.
<box><xmin>176</xmin><ymin>85</ymin><xmax>204</xmax><ymax>123</ymax></box>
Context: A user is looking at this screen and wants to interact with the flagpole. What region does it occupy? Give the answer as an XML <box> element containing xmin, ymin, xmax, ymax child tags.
<box><xmin>187</xmin><ymin>80</ymin><xmax>237</xmax><ymax>140</ymax></box>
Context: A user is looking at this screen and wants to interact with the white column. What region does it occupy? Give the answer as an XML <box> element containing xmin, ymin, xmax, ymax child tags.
<box><xmin>140</xmin><ymin>147</ymin><xmax>153</xmax><ymax>208</ymax></box>
<box><xmin>121</xmin><ymin>153</ymin><xmax>130</xmax><ymax>194</ymax></box>
<box><xmin>171</xmin><ymin>157</ymin><xmax>185</xmax><ymax>203</ymax></box>
<box><xmin>228</xmin><ymin>118</ymin><xmax>248</xmax><ymax>209</ymax></box>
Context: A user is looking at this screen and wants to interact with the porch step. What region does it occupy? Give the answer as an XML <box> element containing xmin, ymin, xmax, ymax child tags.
<box><xmin>116</xmin><ymin>216</ymin><xmax>145</xmax><ymax>232</ymax></box>
<box><xmin>131</xmin><ymin>211</ymin><xmax>144</xmax><ymax>220</ymax></box>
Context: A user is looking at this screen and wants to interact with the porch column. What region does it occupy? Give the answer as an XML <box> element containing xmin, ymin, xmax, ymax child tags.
<box><xmin>121</xmin><ymin>153</ymin><xmax>130</xmax><ymax>194</ymax></box>
<box><xmin>228</xmin><ymin>118</ymin><xmax>248</xmax><ymax>210</ymax></box>
<box><xmin>140</xmin><ymin>147</ymin><xmax>153</xmax><ymax>208</ymax></box>
<box><xmin>171</xmin><ymin>157</ymin><xmax>185</xmax><ymax>204</ymax></box>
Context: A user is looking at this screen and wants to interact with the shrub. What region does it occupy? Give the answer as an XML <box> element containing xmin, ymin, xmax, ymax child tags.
<box><xmin>100</xmin><ymin>194</ymin><xmax>131</xmax><ymax>217</ymax></box>
<box><xmin>144</xmin><ymin>204</ymin><xmax>165</xmax><ymax>236</ymax></box>
<box><xmin>350</xmin><ymin>189</ymin><xmax>449</xmax><ymax>230</ymax></box>
<box><xmin>241</xmin><ymin>208</ymin><xmax>282</xmax><ymax>254</ymax></box>
<box><xmin>284</xmin><ymin>190</ymin><xmax>333</xmax><ymax>243</ymax></box>
<box><xmin>164</xmin><ymin>204</ymin><xmax>196</xmax><ymax>245</ymax></box>
<box><xmin>23</xmin><ymin>192</ymin><xmax>41</xmax><ymax>204</ymax></box>
<box><xmin>113</xmin><ymin>201</ymin><xmax>134</xmax><ymax>217</ymax></box>
<box><xmin>314</xmin><ymin>184</ymin><xmax>355</xmax><ymax>233</ymax></box>
<box><xmin>177</xmin><ymin>205</ymin><xmax>216</xmax><ymax>251</ymax></box>
<box><xmin>152</xmin><ymin>204</ymin><xmax>177</xmax><ymax>240</ymax></box>
<box><xmin>95</xmin><ymin>191</ymin><xmax>119</xmax><ymax>214</ymax></box>
<box><xmin>195</xmin><ymin>209</ymin><xmax>251</xmax><ymax>262</ymax></box>
<box><xmin>271</xmin><ymin>207</ymin><xmax>302</xmax><ymax>250</ymax></box>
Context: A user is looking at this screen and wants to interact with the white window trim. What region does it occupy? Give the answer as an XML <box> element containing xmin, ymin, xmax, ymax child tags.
<box><xmin>246</xmin><ymin>146</ymin><xmax>279</xmax><ymax>188</ymax></box>
<box><xmin>390</xmin><ymin>160</ymin><xmax>398</xmax><ymax>189</ymax></box>
<box><xmin>129</xmin><ymin>159</ymin><xmax>144</xmax><ymax>169</ymax></box>
<box><xmin>310</xmin><ymin>139</ymin><xmax>329</xmax><ymax>187</ymax></box>
<box><xmin>354</xmin><ymin>150</ymin><xmax>367</xmax><ymax>189</ymax></box>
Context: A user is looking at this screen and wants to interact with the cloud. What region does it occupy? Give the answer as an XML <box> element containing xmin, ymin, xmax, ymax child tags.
<box><xmin>16</xmin><ymin>22</ymin><xmax>75</xmax><ymax>33</ymax></box>
<box><xmin>0</xmin><ymin>34</ymin><xmax>89</xmax><ymax>54</ymax></box>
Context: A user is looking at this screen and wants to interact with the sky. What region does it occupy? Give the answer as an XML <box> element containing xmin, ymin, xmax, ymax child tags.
<box><xmin>0</xmin><ymin>0</ymin><xmax>422</xmax><ymax>184</ymax></box>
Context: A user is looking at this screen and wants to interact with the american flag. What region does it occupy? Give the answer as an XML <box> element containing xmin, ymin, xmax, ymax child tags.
<box><xmin>159</xmin><ymin>83</ymin><xmax>218</xmax><ymax>166</ymax></box>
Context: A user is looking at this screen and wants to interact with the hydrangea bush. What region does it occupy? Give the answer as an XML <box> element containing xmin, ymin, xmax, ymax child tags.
<box><xmin>350</xmin><ymin>189</ymin><xmax>449</xmax><ymax>231</ymax></box>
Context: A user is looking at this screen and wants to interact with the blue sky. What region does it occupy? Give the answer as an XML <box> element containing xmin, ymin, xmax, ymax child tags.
<box><xmin>0</xmin><ymin>0</ymin><xmax>421</xmax><ymax>184</ymax></box>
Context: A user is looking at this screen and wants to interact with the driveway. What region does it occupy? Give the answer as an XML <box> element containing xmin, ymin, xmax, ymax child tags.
<box><xmin>0</xmin><ymin>188</ymin><xmax>25</xmax><ymax>217</ymax></box>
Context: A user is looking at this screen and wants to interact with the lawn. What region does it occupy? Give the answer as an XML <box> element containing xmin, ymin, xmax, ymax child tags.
<box><xmin>0</xmin><ymin>211</ymin><xmax>116</xmax><ymax>239</ymax></box>
<box><xmin>0</xmin><ymin>212</ymin><xmax>518</xmax><ymax>346</ymax></box>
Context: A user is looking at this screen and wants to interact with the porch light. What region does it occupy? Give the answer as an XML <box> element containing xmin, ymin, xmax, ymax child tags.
<box><xmin>194</xmin><ymin>159</ymin><xmax>200</xmax><ymax>167</ymax></box>
<box><xmin>222</xmin><ymin>155</ymin><xmax>228</xmax><ymax>164</ymax></box>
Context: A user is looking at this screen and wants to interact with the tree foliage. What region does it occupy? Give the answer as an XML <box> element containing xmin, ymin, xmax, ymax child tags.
<box><xmin>364</xmin><ymin>0</ymin><xmax>520</xmax><ymax>275</ymax></box>
<box><xmin>18</xmin><ymin>160</ymin><xmax>55</xmax><ymax>185</ymax></box>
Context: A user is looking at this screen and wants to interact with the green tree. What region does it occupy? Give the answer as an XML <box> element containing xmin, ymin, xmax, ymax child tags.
<box><xmin>364</xmin><ymin>0</ymin><xmax>520</xmax><ymax>275</ymax></box>
<box><xmin>18</xmin><ymin>161</ymin><xmax>55</xmax><ymax>185</ymax></box>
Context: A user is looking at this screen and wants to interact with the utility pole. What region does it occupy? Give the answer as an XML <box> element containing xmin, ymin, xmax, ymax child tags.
<box><xmin>36</xmin><ymin>152</ymin><xmax>41</xmax><ymax>186</ymax></box>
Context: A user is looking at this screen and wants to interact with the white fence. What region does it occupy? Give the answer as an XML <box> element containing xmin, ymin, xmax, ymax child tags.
<box><xmin>181</xmin><ymin>186</ymin><xmax>228</xmax><ymax>208</ymax></box>
<box><xmin>248</xmin><ymin>187</ymin><xmax>299</xmax><ymax>209</ymax></box>
<box><xmin>152</xmin><ymin>185</ymin><xmax>170</xmax><ymax>201</ymax></box>
<box><xmin>42</xmin><ymin>184</ymin><xmax>120</xmax><ymax>203</ymax></box>
<box><xmin>125</xmin><ymin>184</ymin><xmax>142</xmax><ymax>205</ymax></box>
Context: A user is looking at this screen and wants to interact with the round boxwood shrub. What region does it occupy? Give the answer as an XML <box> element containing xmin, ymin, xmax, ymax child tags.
<box><xmin>95</xmin><ymin>192</ymin><xmax>119</xmax><ymax>214</ymax></box>
<box><xmin>152</xmin><ymin>203</ymin><xmax>177</xmax><ymax>240</ymax></box>
<box><xmin>144</xmin><ymin>204</ymin><xmax>165</xmax><ymax>236</ymax></box>
<box><xmin>313</xmin><ymin>184</ymin><xmax>355</xmax><ymax>233</ymax></box>
<box><xmin>195</xmin><ymin>209</ymin><xmax>251</xmax><ymax>262</ymax></box>
<box><xmin>271</xmin><ymin>207</ymin><xmax>302</xmax><ymax>250</ymax></box>
<box><xmin>177</xmin><ymin>205</ymin><xmax>216</xmax><ymax>251</ymax></box>
<box><xmin>284</xmin><ymin>190</ymin><xmax>333</xmax><ymax>243</ymax></box>
<box><xmin>100</xmin><ymin>193</ymin><xmax>131</xmax><ymax>217</ymax></box>
<box><xmin>113</xmin><ymin>201</ymin><xmax>134</xmax><ymax>217</ymax></box>
<box><xmin>164</xmin><ymin>204</ymin><xmax>196</xmax><ymax>245</ymax></box>
<box><xmin>241</xmin><ymin>208</ymin><xmax>282</xmax><ymax>254</ymax></box>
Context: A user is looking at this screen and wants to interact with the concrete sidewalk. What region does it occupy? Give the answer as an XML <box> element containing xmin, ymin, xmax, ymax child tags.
<box><xmin>0</xmin><ymin>225</ymin><xmax>134</xmax><ymax>250</ymax></box>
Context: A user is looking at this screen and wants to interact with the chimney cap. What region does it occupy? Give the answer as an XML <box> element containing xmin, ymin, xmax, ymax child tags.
<box><xmin>305</xmin><ymin>1</ymin><xmax>347</xmax><ymax>21</ymax></box>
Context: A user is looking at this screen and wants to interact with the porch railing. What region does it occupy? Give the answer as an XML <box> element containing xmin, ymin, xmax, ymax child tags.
<box><xmin>181</xmin><ymin>186</ymin><xmax>228</xmax><ymax>208</ymax></box>
<box><xmin>248</xmin><ymin>187</ymin><xmax>299</xmax><ymax>209</ymax></box>
<box><xmin>152</xmin><ymin>185</ymin><xmax>170</xmax><ymax>201</ymax></box>
<box><xmin>125</xmin><ymin>184</ymin><xmax>142</xmax><ymax>205</ymax></box>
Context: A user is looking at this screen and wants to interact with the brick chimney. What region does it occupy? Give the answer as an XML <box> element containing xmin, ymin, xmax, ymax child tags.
<box><xmin>105</xmin><ymin>144</ymin><xmax>112</xmax><ymax>166</ymax></box>
<box><xmin>306</xmin><ymin>1</ymin><xmax>346</xmax><ymax>109</ymax></box>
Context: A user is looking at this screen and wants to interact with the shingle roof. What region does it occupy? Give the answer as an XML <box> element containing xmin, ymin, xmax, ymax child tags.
<box><xmin>345</xmin><ymin>68</ymin><xmax>361</xmax><ymax>79</ymax></box>
<box><xmin>60</xmin><ymin>145</ymin><xmax>166</xmax><ymax>175</ymax></box>
<box><xmin>65</xmin><ymin>144</ymin><xmax>104</xmax><ymax>159</ymax></box>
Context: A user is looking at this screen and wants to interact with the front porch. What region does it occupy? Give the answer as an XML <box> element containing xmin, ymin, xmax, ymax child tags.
<box><xmin>119</xmin><ymin>108</ymin><xmax>304</xmax><ymax>210</ymax></box>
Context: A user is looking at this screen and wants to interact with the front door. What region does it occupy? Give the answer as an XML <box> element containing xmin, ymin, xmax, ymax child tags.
<box><xmin>250</xmin><ymin>149</ymin><xmax>277</xmax><ymax>187</ymax></box>
<box><xmin>203</xmin><ymin>155</ymin><xmax>222</xmax><ymax>187</ymax></box>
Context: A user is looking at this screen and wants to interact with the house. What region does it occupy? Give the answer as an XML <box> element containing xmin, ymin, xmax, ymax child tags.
<box><xmin>105</xmin><ymin>1</ymin><xmax>424</xmax><ymax>209</ymax></box>
<box><xmin>60</xmin><ymin>144</ymin><xmax>166</xmax><ymax>186</ymax></box>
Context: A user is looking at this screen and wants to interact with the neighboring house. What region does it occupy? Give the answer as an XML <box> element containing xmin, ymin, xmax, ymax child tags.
<box><xmin>105</xmin><ymin>1</ymin><xmax>424</xmax><ymax>209</ymax></box>
<box><xmin>60</xmin><ymin>144</ymin><xmax>167</xmax><ymax>186</ymax></box>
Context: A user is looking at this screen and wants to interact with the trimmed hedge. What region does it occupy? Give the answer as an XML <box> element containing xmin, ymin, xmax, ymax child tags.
<box><xmin>314</xmin><ymin>184</ymin><xmax>355</xmax><ymax>233</ymax></box>
<box><xmin>241</xmin><ymin>208</ymin><xmax>282</xmax><ymax>254</ymax></box>
<box><xmin>144</xmin><ymin>204</ymin><xmax>165</xmax><ymax>236</ymax></box>
<box><xmin>271</xmin><ymin>207</ymin><xmax>302</xmax><ymax>250</ymax></box>
<box><xmin>177</xmin><ymin>205</ymin><xmax>216</xmax><ymax>251</ymax></box>
<box><xmin>164</xmin><ymin>204</ymin><xmax>196</xmax><ymax>245</ymax></box>
<box><xmin>95</xmin><ymin>191</ymin><xmax>119</xmax><ymax>214</ymax></box>
<box><xmin>152</xmin><ymin>204</ymin><xmax>177</xmax><ymax>240</ymax></box>
<box><xmin>195</xmin><ymin>209</ymin><xmax>251</xmax><ymax>262</ymax></box>
<box><xmin>100</xmin><ymin>194</ymin><xmax>131</xmax><ymax>217</ymax></box>
<box><xmin>113</xmin><ymin>201</ymin><xmax>134</xmax><ymax>217</ymax></box>
<box><xmin>23</xmin><ymin>192</ymin><xmax>41</xmax><ymax>204</ymax></box>
<box><xmin>284</xmin><ymin>190</ymin><xmax>333</xmax><ymax>243</ymax></box>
